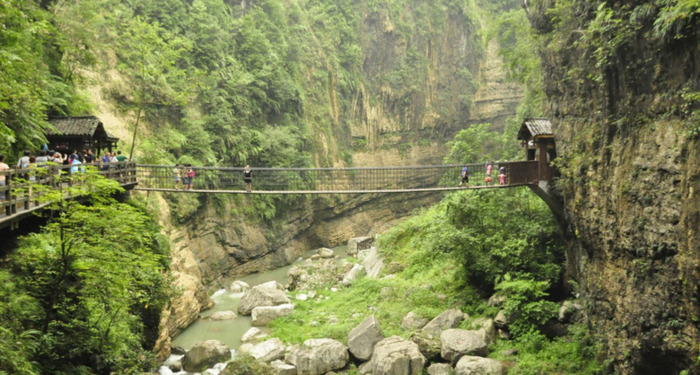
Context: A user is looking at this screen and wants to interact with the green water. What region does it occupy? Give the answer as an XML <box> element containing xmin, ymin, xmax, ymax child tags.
<box><xmin>171</xmin><ymin>246</ymin><xmax>347</xmax><ymax>350</ymax></box>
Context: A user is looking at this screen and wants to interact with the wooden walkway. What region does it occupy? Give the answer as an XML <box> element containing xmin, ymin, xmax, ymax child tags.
<box><xmin>0</xmin><ymin>163</ymin><xmax>137</xmax><ymax>230</ymax></box>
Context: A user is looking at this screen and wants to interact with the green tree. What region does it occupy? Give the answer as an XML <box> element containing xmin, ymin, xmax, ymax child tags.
<box><xmin>0</xmin><ymin>1</ymin><xmax>58</xmax><ymax>156</ymax></box>
<box><xmin>7</xmin><ymin>168</ymin><xmax>171</xmax><ymax>374</ymax></box>
<box><xmin>443</xmin><ymin>123</ymin><xmax>505</xmax><ymax>164</ymax></box>
<box><xmin>115</xmin><ymin>15</ymin><xmax>191</xmax><ymax>160</ymax></box>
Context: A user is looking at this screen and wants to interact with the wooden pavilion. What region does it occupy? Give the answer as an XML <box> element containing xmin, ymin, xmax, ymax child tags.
<box><xmin>517</xmin><ymin>117</ymin><xmax>556</xmax><ymax>181</ymax></box>
<box><xmin>47</xmin><ymin>116</ymin><xmax>119</xmax><ymax>155</ymax></box>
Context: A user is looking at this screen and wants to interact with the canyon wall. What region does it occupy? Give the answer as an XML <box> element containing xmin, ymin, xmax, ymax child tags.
<box><xmin>528</xmin><ymin>0</ymin><xmax>699</xmax><ymax>372</ymax></box>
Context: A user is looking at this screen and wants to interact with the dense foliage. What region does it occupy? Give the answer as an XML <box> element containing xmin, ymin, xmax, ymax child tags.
<box><xmin>0</xmin><ymin>172</ymin><xmax>171</xmax><ymax>375</ymax></box>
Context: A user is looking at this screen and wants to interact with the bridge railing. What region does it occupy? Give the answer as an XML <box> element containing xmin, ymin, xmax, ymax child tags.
<box><xmin>0</xmin><ymin>162</ymin><xmax>137</xmax><ymax>218</ymax></box>
<box><xmin>135</xmin><ymin>161</ymin><xmax>539</xmax><ymax>192</ymax></box>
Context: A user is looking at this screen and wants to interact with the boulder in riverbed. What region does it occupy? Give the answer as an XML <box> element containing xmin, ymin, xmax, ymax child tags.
<box><xmin>208</xmin><ymin>310</ymin><xmax>238</xmax><ymax>320</ymax></box>
<box><xmin>252</xmin><ymin>303</ymin><xmax>295</xmax><ymax>326</ymax></box>
<box><xmin>239</xmin><ymin>337</ymin><xmax>286</xmax><ymax>363</ymax></box>
<box><xmin>241</xmin><ymin>327</ymin><xmax>268</xmax><ymax>343</ymax></box>
<box><xmin>238</xmin><ymin>285</ymin><xmax>290</xmax><ymax>315</ymax></box>
<box><xmin>285</xmin><ymin>338</ymin><xmax>349</xmax><ymax>375</ymax></box>
<box><xmin>229</xmin><ymin>280</ymin><xmax>250</xmax><ymax>293</ymax></box>
<box><xmin>181</xmin><ymin>340</ymin><xmax>231</xmax><ymax>373</ymax></box>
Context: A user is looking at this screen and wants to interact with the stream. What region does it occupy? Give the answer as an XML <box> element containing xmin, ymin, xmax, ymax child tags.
<box><xmin>159</xmin><ymin>246</ymin><xmax>348</xmax><ymax>374</ymax></box>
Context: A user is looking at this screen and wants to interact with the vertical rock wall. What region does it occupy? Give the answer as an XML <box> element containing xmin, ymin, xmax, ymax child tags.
<box><xmin>528</xmin><ymin>0</ymin><xmax>700</xmax><ymax>372</ymax></box>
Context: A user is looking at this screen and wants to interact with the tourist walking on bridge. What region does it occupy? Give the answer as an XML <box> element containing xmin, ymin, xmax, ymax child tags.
<box><xmin>182</xmin><ymin>164</ymin><xmax>194</xmax><ymax>190</ymax></box>
<box><xmin>458</xmin><ymin>164</ymin><xmax>469</xmax><ymax>187</ymax></box>
<box><xmin>173</xmin><ymin>164</ymin><xmax>181</xmax><ymax>190</ymax></box>
<box><xmin>243</xmin><ymin>165</ymin><xmax>253</xmax><ymax>192</ymax></box>
<box><xmin>484</xmin><ymin>162</ymin><xmax>493</xmax><ymax>186</ymax></box>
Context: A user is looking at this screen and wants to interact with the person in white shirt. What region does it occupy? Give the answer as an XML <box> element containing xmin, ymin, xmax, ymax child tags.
<box><xmin>0</xmin><ymin>154</ymin><xmax>9</xmax><ymax>200</ymax></box>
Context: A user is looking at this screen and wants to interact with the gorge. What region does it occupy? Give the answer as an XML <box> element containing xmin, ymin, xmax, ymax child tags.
<box><xmin>0</xmin><ymin>0</ymin><xmax>698</xmax><ymax>374</ymax></box>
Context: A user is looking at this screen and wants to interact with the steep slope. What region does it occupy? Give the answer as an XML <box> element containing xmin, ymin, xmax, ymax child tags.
<box><xmin>528</xmin><ymin>0</ymin><xmax>700</xmax><ymax>372</ymax></box>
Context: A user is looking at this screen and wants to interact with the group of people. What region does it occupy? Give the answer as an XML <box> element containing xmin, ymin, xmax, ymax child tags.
<box><xmin>0</xmin><ymin>148</ymin><xmax>129</xmax><ymax>201</ymax></box>
<box><xmin>459</xmin><ymin>162</ymin><xmax>508</xmax><ymax>188</ymax></box>
<box><xmin>172</xmin><ymin>164</ymin><xmax>196</xmax><ymax>190</ymax></box>
<box><xmin>172</xmin><ymin>164</ymin><xmax>253</xmax><ymax>192</ymax></box>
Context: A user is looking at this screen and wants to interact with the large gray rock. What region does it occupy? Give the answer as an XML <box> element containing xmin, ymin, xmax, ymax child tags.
<box><xmin>181</xmin><ymin>340</ymin><xmax>231</xmax><ymax>372</ymax></box>
<box><xmin>358</xmin><ymin>360</ymin><xmax>373</xmax><ymax>374</ymax></box>
<box><xmin>238</xmin><ymin>285</ymin><xmax>290</xmax><ymax>315</ymax></box>
<box><xmin>409</xmin><ymin>331</ymin><xmax>441</xmax><ymax>361</ymax></box>
<box><xmin>343</xmin><ymin>263</ymin><xmax>365</xmax><ymax>285</ymax></box>
<box><xmin>208</xmin><ymin>310</ymin><xmax>238</xmax><ymax>320</ymax></box>
<box><xmin>440</xmin><ymin>329</ymin><xmax>489</xmax><ymax>363</ymax></box>
<box><xmin>362</xmin><ymin>247</ymin><xmax>384</xmax><ymax>278</ymax></box>
<box><xmin>270</xmin><ymin>360</ymin><xmax>297</xmax><ymax>375</ymax></box>
<box><xmin>258</xmin><ymin>280</ymin><xmax>286</xmax><ymax>290</ymax></box>
<box><xmin>347</xmin><ymin>236</ymin><xmax>373</xmax><ymax>256</ymax></box>
<box><xmin>240</xmin><ymin>338</ymin><xmax>286</xmax><ymax>363</ymax></box>
<box><xmin>471</xmin><ymin>318</ymin><xmax>497</xmax><ymax>346</ymax></box>
<box><xmin>229</xmin><ymin>280</ymin><xmax>250</xmax><ymax>293</ymax></box>
<box><xmin>370</xmin><ymin>336</ymin><xmax>426</xmax><ymax>375</ymax></box>
<box><xmin>348</xmin><ymin>315</ymin><xmax>384</xmax><ymax>361</ymax></box>
<box><xmin>402</xmin><ymin>311</ymin><xmax>429</xmax><ymax>330</ymax></box>
<box><xmin>241</xmin><ymin>327</ymin><xmax>268</xmax><ymax>343</ymax></box>
<box><xmin>318</xmin><ymin>247</ymin><xmax>335</xmax><ymax>258</ymax></box>
<box><xmin>422</xmin><ymin>309</ymin><xmax>465</xmax><ymax>338</ymax></box>
<box><xmin>454</xmin><ymin>356</ymin><xmax>506</xmax><ymax>375</ymax></box>
<box><xmin>252</xmin><ymin>303</ymin><xmax>295</xmax><ymax>326</ymax></box>
<box><xmin>285</xmin><ymin>338</ymin><xmax>349</xmax><ymax>375</ymax></box>
<box><xmin>428</xmin><ymin>363</ymin><xmax>455</xmax><ymax>375</ymax></box>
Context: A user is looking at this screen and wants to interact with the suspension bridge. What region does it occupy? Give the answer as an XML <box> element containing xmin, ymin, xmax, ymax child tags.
<box><xmin>135</xmin><ymin>161</ymin><xmax>539</xmax><ymax>194</ymax></box>
<box><xmin>0</xmin><ymin>118</ymin><xmax>558</xmax><ymax>229</ymax></box>
<box><xmin>0</xmin><ymin>161</ymin><xmax>541</xmax><ymax>230</ymax></box>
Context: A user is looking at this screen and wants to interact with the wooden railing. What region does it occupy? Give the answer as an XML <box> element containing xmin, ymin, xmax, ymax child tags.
<box><xmin>0</xmin><ymin>162</ymin><xmax>137</xmax><ymax>229</ymax></box>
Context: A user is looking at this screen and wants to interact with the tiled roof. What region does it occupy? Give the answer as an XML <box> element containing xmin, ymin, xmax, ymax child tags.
<box><xmin>47</xmin><ymin>116</ymin><xmax>103</xmax><ymax>136</ymax></box>
<box><xmin>517</xmin><ymin>118</ymin><xmax>553</xmax><ymax>140</ymax></box>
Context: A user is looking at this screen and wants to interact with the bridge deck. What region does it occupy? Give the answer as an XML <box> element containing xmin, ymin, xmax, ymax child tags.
<box><xmin>134</xmin><ymin>184</ymin><xmax>521</xmax><ymax>194</ymax></box>
<box><xmin>0</xmin><ymin>163</ymin><xmax>137</xmax><ymax>230</ymax></box>
<box><xmin>135</xmin><ymin>161</ymin><xmax>538</xmax><ymax>194</ymax></box>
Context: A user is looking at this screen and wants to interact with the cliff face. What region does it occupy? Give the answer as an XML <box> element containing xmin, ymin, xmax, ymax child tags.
<box><xmin>528</xmin><ymin>0</ymin><xmax>700</xmax><ymax>372</ymax></box>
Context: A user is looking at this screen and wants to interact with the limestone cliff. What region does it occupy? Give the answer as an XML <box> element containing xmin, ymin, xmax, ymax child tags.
<box><xmin>528</xmin><ymin>0</ymin><xmax>700</xmax><ymax>372</ymax></box>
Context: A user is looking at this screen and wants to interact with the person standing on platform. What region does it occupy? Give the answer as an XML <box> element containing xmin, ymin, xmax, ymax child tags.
<box><xmin>243</xmin><ymin>165</ymin><xmax>253</xmax><ymax>192</ymax></box>
<box><xmin>0</xmin><ymin>155</ymin><xmax>9</xmax><ymax>201</ymax></box>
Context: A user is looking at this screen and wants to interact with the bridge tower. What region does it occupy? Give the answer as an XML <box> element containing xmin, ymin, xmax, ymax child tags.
<box><xmin>517</xmin><ymin>118</ymin><xmax>565</xmax><ymax>225</ymax></box>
